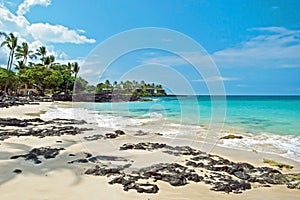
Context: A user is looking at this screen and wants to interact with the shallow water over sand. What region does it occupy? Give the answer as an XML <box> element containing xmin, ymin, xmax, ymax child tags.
<box><xmin>43</xmin><ymin>96</ymin><xmax>300</xmax><ymax>162</ymax></box>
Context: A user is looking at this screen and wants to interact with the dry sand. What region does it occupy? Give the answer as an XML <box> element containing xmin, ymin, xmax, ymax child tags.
<box><xmin>0</xmin><ymin>102</ymin><xmax>53</xmax><ymax>119</ymax></box>
<box><xmin>0</xmin><ymin>102</ymin><xmax>299</xmax><ymax>199</ymax></box>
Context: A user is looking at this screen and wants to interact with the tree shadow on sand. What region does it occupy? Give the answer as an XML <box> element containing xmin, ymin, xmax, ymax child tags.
<box><xmin>0</xmin><ymin>140</ymin><xmax>90</xmax><ymax>186</ymax></box>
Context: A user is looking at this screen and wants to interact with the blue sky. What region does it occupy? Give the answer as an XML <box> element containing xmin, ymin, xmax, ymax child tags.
<box><xmin>0</xmin><ymin>0</ymin><xmax>300</xmax><ymax>94</ymax></box>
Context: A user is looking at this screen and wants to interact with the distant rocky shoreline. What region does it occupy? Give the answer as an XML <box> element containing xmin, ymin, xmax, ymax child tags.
<box><xmin>53</xmin><ymin>93</ymin><xmax>152</xmax><ymax>102</ymax></box>
<box><xmin>0</xmin><ymin>93</ymin><xmax>152</xmax><ymax>109</ymax></box>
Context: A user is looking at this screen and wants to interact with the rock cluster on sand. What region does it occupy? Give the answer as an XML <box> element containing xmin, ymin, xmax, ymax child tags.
<box><xmin>83</xmin><ymin>130</ymin><xmax>126</xmax><ymax>141</ymax></box>
<box><xmin>83</xmin><ymin>142</ymin><xmax>296</xmax><ymax>194</ymax></box>
<box><xmin>2</xmin><ymin>118</ymin><xmax>299</xmax><ymax>195</ymax></box>
<box><xmin>10</xmin><ymin>147</ymin><xmax>65</xmax><ymax>164</ymax></box>
<box><xmin>0</xmin><ymin>118</ymin><xmax>88</xmax><ymax>140</ymax></box>
<box><xmin>0</xmin><ymin>96</ymin><xmax>52</xmax><ymax>108</ymax></box>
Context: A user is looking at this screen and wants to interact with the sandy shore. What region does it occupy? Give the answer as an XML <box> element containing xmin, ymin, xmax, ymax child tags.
<box><xmin>0</xmin><ymin>102</ymin><xmax>53</xmax><ymax>119</ymax></box>
<box><xmin>0</xmin><ymin>102</ymin><xmax>299</xmax><ymax>199</ymax></box>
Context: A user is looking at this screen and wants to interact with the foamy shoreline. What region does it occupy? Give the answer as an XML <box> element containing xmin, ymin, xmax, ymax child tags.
<box><xmin>0</xmin><ymin>102</ymin><xmax>299</xmax><ymax>199</ymax></box>
<box><xmin>41</xmin><ymin>101</ymin><xmax>300</xmax><ymax>163</ymax></box>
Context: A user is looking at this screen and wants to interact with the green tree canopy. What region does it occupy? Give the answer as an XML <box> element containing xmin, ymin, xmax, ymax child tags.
<box><xmin>0</xmin><ymin>68</ymin><xmax>18</xmax><ymax>91</ymax></box>
<box><xmin>0</xmin><ymin>32</ymin><xmax>18</xmax><ymax>92</ymax></box>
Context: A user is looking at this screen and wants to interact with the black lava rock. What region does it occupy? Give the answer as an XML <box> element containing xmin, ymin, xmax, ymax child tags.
<box><xmin>13</xmin><ymin>169</ymin><xmax>22</xmax><ymax>174</ymax></box>
<box><xmin>10</xmin><ymin>147</ymin><xmax>64</xmax><ymax>164</ymax></box>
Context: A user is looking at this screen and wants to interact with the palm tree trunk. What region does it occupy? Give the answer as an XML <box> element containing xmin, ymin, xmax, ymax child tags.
<box><xmin>22</xmin><ymin>57</ymin><xmax>27</xmax><ymax>66</ymax></box>
<box><xmin>8</xmin><ymin>50</ymin><xmax>14</xmax><ymax>71</ymax></box>
<box><xmin>4</xmin><ymin>51</ymin><xmax>13</xmax><ymax>93</ymax></box>
<box><xmin>6</xmin><ymin>52</ymin><xmax>11</xmax><ymax>71</ymax></box>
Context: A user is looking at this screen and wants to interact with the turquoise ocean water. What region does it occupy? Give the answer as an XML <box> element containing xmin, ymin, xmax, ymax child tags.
<box><xmin>45</xmin><ymin>95</ymin><xmax>299</xmax><ymax>161</ymax></box>
<box><xmin>80</xmin><ymin>95</ymin><xmax>300</xmax><ymax>136</ymax></box>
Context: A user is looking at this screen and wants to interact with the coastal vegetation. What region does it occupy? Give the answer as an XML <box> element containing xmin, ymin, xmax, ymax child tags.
<box><xmin>95</xmin><ymin>80</ymin><xmax>166</xmax><ymax>96</ymax></box>
<box><xmin>0</xmin><ymin>32</ymin><xmax>79</xmax><ymax>95</ymax></box>
<box><xmin>0</xmin><ymin>32</ymin><xmax>166</xmax><ymax>97</ymax></box>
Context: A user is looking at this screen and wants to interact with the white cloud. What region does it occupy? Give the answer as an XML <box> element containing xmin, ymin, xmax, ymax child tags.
<box><xmin>80</xmin><ymin>69</ymin><xmax>94</xmax><ymax>75</ymax></box>
<box><xmin>0</xmin><ymin>47</ymin><xmax>8</xmax><ymax>68</ymax></box>
<box><xmin>0</xmin><ymin>4</ymin><xmax>95</xmax><ymax>44</ymax></box>
<box><xmin>213</xmin><ymin>27</ymin><xmax>300</xmax><ymax>68</ymax></box>
<box><xmin>76</xmin><ymin>29</ymin><xmax>86</xmax><ymax>33</ymax></box>
<box><xmin>28</xmin><ymin>23</ymin><xmax>96</xmax><ymax>44</ymax></box>
<box><xmin>141</xmin><ymin>51</ymin><xmax>214</xmax><ymax>68</ymax></box>
<box><xmin>192</xmin><ymin>76</ymin><xmax>239</xmax><ymax>82</ymax></box>
<box><xmin>0</xmin><ymin>3</ymin><xmax>96</xmax><ymax>69</ymax></box>
<box><xmin>0</xmin><ymin>5</ymin><xmax>30</xmax><ymax>34</ymax></box>
<box><xmin>17</xmin><ymin>0</ymin><xmax>51</xmax><ymax>16</ymax></box>
<box><xmin>141</xmin><ymin>54</ymin><xmax>186</xmax><ymax>66</ymax></box>
<box><xmin>140</xmin><ymin>26</ymin><xmax>300</xmax><ymax>70</ymax></box>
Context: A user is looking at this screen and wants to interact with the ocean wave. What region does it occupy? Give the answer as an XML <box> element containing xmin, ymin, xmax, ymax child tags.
<box><xmin>219</xmin><ymin>133</ymin><xmax>300</xmax><ymax>162</ymax></box>
<box><xmin>41</xmin><ymin>106</ymin><xmax>98</xmax><ymax>123</ymax></box>
<box><xmin>42</xmin><ymin>105</ymin><xmax>300</xmax><ymax>162</ymax></box>
<box><xmin>142</xmin><ymin>112</ymin><xmax>164</xmax><ymax>119</ymax></box>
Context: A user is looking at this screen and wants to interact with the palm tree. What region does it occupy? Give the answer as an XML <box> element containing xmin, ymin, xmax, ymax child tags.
<box><xmin>14</xmin><ymin>60</ymin><xmax>25</xmax><ymax>70</ymax></box>
<box><xmin>49</xmin><ymin>55</ymin><xmax>55</xmax><ymax>67</ymax></box>
<box><xmin>0</xmin><ymin>32</ymin><xmax>18</xmax><ymax>92</ymax></box>
<box><xmin>67</xmin><ymin>62</ymin><xmax>72</xmax><ymax>70</ymax></box>
<box><xmin>105</xmin><ymin>79</ymin><xmax>110</xmax><ymax>86</ymax></box>
<box><xmin>49</xmin><ymin>55</ymin><xmax>55</xmax><ymax>62</ymax></box>
<box><xmin>44</xmin><ymin>55</ymin><xmax>55</xmax><ymax>68</ymax></box>
<box><xmin>14</xmin><ymin>60</ymin><xmax>27</xmax><ymax>87</ymax></box>
<box><xmin>27</xmin><ymin>61</ymin><xmax>35</xmax><ymax>67</ymax></box>
<box><xmin>72</xmin><ymin>62</ymin><xmax>80</xmax><ymax>79</ymax></box>
<box><xmin>35</xmin><ymin>46</ymin><xmax>47</xmax><ymax>65</ymax></box>
<box><xmin>43</xmin><ymin>56</ymin><xmax>51</xmax><ymax>67</ymax></box>
<box><xmin>15</xmin><ymin>42</ymin><xmax>36</xmax><ymax>66</ymax></box>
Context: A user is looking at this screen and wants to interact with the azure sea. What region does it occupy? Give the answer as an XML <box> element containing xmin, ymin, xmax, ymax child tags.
<box><xmin>80</xmin><ymin>95</ymin><xmax>300</xmax><ymax>137</ymax></box>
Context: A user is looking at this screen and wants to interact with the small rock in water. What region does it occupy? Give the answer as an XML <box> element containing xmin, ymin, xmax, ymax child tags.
<box><xmin>220</xmin><ymin>134</ymin><xmax>243</xmax><ymax>139</ymax></box>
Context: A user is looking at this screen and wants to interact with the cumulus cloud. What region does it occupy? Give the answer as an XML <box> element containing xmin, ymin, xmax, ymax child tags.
<box><xmin>0</xmin><ymin>3</ymin><xmax>95</xmax><ymax>68</ymax></box>
<box><xmin>0</xmin><ymin>5</ymin><xmax>30</xmax><ymax>34</ymax></box>
<box><xmin>17</xmin><ymin>0</ymin><xmax>51</xmax><ymax>16</ymax></box>
<box><xmin>29</xmin><ymin>23</ymin><xmax>96</xmax><ymax>44</ymax></box>
<box><xmin>0</xmin><ymin>4</ymin><xmax>95</xmax><ymax>44</ymax></box>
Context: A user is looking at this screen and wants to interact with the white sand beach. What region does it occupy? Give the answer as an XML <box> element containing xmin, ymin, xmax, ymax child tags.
<box><xmin>0</xmin><ymin>102</ymin><xmax>299</xmax><ymax>200</ymax></box>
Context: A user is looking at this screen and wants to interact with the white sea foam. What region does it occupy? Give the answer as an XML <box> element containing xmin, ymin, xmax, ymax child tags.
<box><xmin>42</xmin><ymin>105</ymin><xmax>300</xmax><ymax>162</ymax></box>
<box><xmin>219</xmin><ymin>133</ymin><xmax>300</xmax><ymax>162</ymax></box>
<box><xmin>41</xmin><ymin>106</ymin><xmax>98</xmax><ymax>123</ymax></box>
